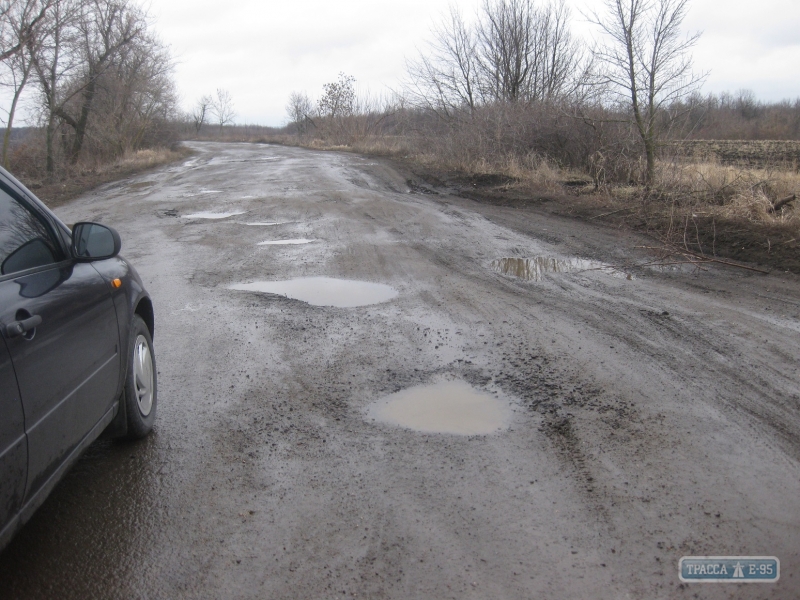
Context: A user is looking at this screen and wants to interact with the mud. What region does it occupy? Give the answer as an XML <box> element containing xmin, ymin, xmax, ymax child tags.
<box><xmin>1</xmin><ymin>142</ymin><xmax>798</xmax><ymax>600</ymax></box>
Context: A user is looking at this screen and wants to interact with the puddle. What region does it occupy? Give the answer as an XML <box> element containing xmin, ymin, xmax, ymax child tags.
<box><xmin>129</xmin><ymin>181</ymin><xmax>155</xmax><ymax>190</ymax></box>
<box><xmin>182</xmin><ymin>210</ymin><xmax>246</xmax><ymax>219</ymax></box>
<box><xmin>491</xmin><ymin>256</ymin><xmax>631</xmax><ymax>281</ymax></box>
<box><xmin>258</xmin><ymin>238</ymin><xmax>314</xmax><ymax>245</ymax></box>
<box><xmin>229</xmin><ymin>277</ymin><xmax>398</xmax><ymax>307</ymax></box>
<box><xmin>368</xmin><ymin>380</ymin><xmax>510</xmax><ymax>435</ymax></box>
<box><xmin>183</xmin><ymin>189</ymin><xmax>222</xmax><ymax>197</ymax></box>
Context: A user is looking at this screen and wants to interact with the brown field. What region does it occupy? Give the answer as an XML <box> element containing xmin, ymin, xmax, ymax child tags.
<box><xmin>669</xmin><ymin>139</ymin><xmax>800</xmax><ymax>167</ymax></box>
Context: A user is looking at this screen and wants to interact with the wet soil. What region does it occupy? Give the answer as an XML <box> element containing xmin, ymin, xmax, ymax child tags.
<box><xmin>405</xmin><ymin>166</ymin><xmax>800</xmax><ymax>274</ymax></box>
<box><xmin>0</xmin><ymin>142</ymin><xmax>798</xmax><ymax>599</ymax></box>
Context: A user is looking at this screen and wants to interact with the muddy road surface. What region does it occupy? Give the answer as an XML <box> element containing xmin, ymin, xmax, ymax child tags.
<box><xmin>1</xmin><ymin>142</ymin><xmax>799</xmax><ymax>599</ymax></box>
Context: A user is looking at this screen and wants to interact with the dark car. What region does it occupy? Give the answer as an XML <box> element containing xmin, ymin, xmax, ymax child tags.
<box><xmin>0</xmin><ymin>166</ymin><xmax>156</xmax><ymax>550</ymax></box>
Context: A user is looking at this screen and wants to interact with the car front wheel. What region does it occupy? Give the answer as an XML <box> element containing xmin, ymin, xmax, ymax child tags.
<box><xmin>123</xmin><ymin>315</ymin><xmax>157</xmax><ymax>439</ymax></box>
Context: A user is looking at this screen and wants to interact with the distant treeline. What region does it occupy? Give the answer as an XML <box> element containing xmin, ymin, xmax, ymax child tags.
<box><xmin>674</xmin><ymin>91</ymin><xmax>800</xmax><ymax>141</ymax></box>
<box><xmin>1</xmin><ymin>0</ymin><xmax>178</xmax><ymax>181</ymax></box>
<box><xmin>283</xmin><ymin>0</ymin><xmax>800</xmax><ymax>188</ymax></box>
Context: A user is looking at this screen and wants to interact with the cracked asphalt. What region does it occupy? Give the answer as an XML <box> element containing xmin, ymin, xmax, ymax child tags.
<box><xmin>0</xmin><ymin>141</ymin><xmax>798</xmax><ymax>599</ymax></box>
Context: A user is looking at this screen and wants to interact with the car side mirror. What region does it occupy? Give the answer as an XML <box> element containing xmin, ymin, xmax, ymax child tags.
<box><xmin>71</xmin><ymin>222</ymin><xmax>122</xmax><ymax>261</ymax></box>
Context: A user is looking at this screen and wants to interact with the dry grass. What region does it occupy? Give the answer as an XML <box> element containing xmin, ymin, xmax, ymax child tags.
<box><xmin>29</xmin><ymin>146</ymin><xmax>192</xmax><ymax>209</ymax></box>
<box><xmin>99</xmin><ymin>147</ymin><xmax>185</xmax><ymax>173</ymax></box>
<box><xmin>655</xmin><ymin>159</ymin><xmax>799</xmax><ymax>226</ymax></box>
<box><xmin>570</xmin><ymin>158</ymin><xmax>800</xmax><ymax>272</ymax></box>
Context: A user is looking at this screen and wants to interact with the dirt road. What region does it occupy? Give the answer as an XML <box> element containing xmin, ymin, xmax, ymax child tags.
<box><xmin>1</xmin><ymin>142</ymin><xmax>798</xmax><ymax>599</ymax></box>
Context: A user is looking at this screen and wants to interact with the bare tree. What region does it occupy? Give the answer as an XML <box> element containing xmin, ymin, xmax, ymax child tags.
<box><xmin>406</xmin><ymin>0</ymin><xmax>584</xmax><ymax>114</ymax></box>
<box><xmin>63</xmin><ymin>0</ymin><xmax>146</xmax><ymax>163</ymax></box>
<box><xmin>24</xmin><ymin>0</ymin><xmax>176</xmax><ymax>175</ymax></box>
<box><xmin>94</xmin><ymin>26</ymin><xmax>176</xmax><ymax>154</ymax></box>
<box><xmin>477</xmin><ymin>0</ymin><xmax>583</xmax><ymax>103</ymax></box>
<box><xmin>477</xmin><ymin>0</ymin><xmax>535</xmax><ymax>102</ymax></box>
<box><xmin>27</xmin><ymin>0</ymin><xmax>82</xmax><ymax>175</ymax></box>
<box><xmin>210</xmin><ymin>87</ymin><xmax>234</xmax><ymax>131</ymax></box>
<box><xmin>286</xmin><ymin>90</ymin><xmax>312</xmax><ymax>133</ymax></box>
<box><xmin>0</xmin><ymin>0</ymin><xmax>52</xmax><ymax>167</ymax></box>
<box><xmin>589</xmin><ymin>0</ymin><xmax>705</xmax><ymax>186</ymax></box>
<box><xmin>191</xmin><ymin>93</ymin><xmax>211</xmax><ymax>133</ymax></box>
<box><xmin>531</xmin><ymin>0</ymin><xmax>585</xmax><ymax>101</ymax></box>
<box><xmin>406</xmin><ymin>6</ymin><xmax>479</xmax><ymax>116</ymax></box>
<box><xmin>0</xmin><ymin>0</ymin><xmax>49</xmax><ymax>62</ymax></box>
<box><xmin>317</xmin><ymin>72</ymin><xmax>355</xmax><ymax>119</ymax></box>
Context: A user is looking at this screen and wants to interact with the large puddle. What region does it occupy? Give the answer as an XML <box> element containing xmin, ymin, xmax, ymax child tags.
<box><xmin>183</xmin><ymin>189</ymin><xmax>222</xmax><ymax>197</ymax></box>
<box><xmin>368</xmin><ymin>380</ymin><xmax>511</xmax><ymax>435</ymax></box>
<box><xmin>492</xmin><ymin>256</ymin><xmax>631</xmax><ymax>281</ymax></box>
<box><xmin>182</xmin><ymin>210</ymin><xmax>246</xmax><ymax>219</ymax></box>
<box><xmin>257</xmin><ymin>238</ymin><xmax>314</xmax><ymax>245</ymax></box>
<box><xmin>229</xmin><ymin>277</ymin><xmax>398</xmax><ymax>307</ymax></box>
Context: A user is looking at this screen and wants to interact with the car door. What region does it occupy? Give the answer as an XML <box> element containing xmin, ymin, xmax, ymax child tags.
<box><xmin>0</xmin><ymin>337</ymin><xmax>26</xmax><ymax>534</ymax></box>
<box><xmin>0</xmin><ymin>182</ymin><xmax>121</xmax><ymax>502</ymax></box>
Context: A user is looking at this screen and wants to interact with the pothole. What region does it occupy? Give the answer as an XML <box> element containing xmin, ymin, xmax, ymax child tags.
<box><xmin>257</xmin><ymin>238</ymin><xmax>314</xmax><ymax>245</ymax></box>
<box><xmin>491</xmin><ymin>256</ymin><xmax>631</xmax><ymax>281</ymax></box>
<box><xmin>129</xmin><ymin>181</ymin><xmax>155</xmax><ymax>190</ymax></box>
<box><xmin>367</xmin><ymin>379</ymin><xmax>511</xmax><ymax>435</ymax></box>
<box><xmin>182</xmin><ymin>210</ymin><xmax>246</xmax><ymax>219</ymax></box>
<box><xmin>244</xmin><ymin>222</ymin><xmax>284</xmax><ymax>226</ymax></box>
<box><xmin>229</xmin><ymin>277</ymin><xmax>398</xmax><ymax>307</ymax></box>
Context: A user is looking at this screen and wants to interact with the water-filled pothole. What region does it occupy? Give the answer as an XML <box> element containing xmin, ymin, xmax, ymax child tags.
<box><xmin>229</xmin><ymin>277</ymin><xmax>398</xmax><ymax>307</ymax></box>
<box><xmin>183</xmin><ymin>189</ymin><xmax>222</xmax><ymax>197</ymax></box>
<box><xmin>129</xmin><ymin>181</ymin><xmax>155</xmax><ymax>190</ymax></box>
<box><xmin>257</xmin><ymin>238</ymin><xmax>314</xmax><ymax>245</ymax></box>
<box><xmin>492</xmin><ymin>256</ymin><xmax>631</xmax><ymax>281</ymax></box>
<box><xmin>368</xmin><ymin>379</ymin><xmax>511</xmax><ymax>435</ymax></box>
<box><xmin>182</xmin><ymin>210</ymin><xmax>246</xmax><ymax>219</ymax></box>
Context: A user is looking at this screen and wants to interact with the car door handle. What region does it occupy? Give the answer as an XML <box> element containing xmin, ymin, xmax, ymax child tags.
<box><xmin>6</xmin><ymin>315</ymin><xmax>42</xmax><ymax>338</ymax></box>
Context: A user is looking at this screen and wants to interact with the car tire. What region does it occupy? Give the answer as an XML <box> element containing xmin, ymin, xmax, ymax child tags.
<box><xmin>123</xmin><ymin>315</ymin><xmax>157</xmax><ymax>439</ymax></box>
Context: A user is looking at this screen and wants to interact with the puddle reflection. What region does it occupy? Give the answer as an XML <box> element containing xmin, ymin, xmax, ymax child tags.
<box><xmin>491</xmin><ymin>256</ymin><xmax>631</xmax><ymax>281</ymax></box>
<box><xmin>368</xmin><ymin>380</ymin><xmax>510</xmax><ymax>435</ymax></box>
<box><xmin>229</xmin><ymin>277</ymin><xmax>397</xmax><ymax>307</ymax></box>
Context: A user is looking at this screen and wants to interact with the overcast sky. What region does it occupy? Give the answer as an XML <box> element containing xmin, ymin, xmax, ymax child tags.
<box><xmin>109</xmin><ymin>0</ymin><xmax>800</xmax><ymax>126</ymax></box>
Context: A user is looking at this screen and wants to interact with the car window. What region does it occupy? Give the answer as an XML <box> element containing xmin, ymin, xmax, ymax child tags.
<box><xmin>0</xmin><ymin>186</ymin><xmax>63</xmax><ymax>276</ymax></box>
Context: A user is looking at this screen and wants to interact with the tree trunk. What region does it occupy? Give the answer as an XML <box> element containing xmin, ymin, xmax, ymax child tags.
<box><xmin>644</xmin><ymin>134</ymin><xmax>656</xmax><ymax>190</ymax></box>
<box><xmin>70</xmin><ymin>74</ymin><xmax>97</xmax><ymax>164</ymax></box>
<box><xmin>2</xmin><ymin>63</ymin><xmax>31</xmax><ymax>169</ymax></box>
<box><xmin>45</xmin><ymin>117</ymin><xmax>55</xmax><ymax>177</ymax></box>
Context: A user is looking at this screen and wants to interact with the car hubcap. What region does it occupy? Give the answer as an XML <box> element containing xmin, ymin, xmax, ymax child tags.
<box><xmin>133</xmin><ymin>335</ymin><xmax>154</xmax><ymax>417</ymax></box>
